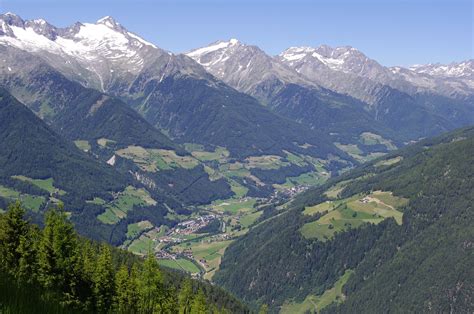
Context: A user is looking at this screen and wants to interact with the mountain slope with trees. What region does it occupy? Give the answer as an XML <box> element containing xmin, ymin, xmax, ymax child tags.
<box><xmin>214</xmin><ymin>126</ymin><xmax>474</xmax><ymax>312</ymax></box>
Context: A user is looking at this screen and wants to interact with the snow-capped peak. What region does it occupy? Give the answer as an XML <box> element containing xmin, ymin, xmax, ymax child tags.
<box><xmin>409</xmin><ymin>60</ymin><xmax>474</xmax><ymax>78</ymax></box>
<box><xmin>187</xmin><ymin>38</ymin><xmax>241</xmax><ymax>58</ymax></box>
<box><xmin>32</xmin><ymin>18</ymin><xmax>47</xmax><ymax>25</ymax></box>
<box><xmin>0</xmin><ymin>13</ymin><xmax>171</xmax><ymax>92</ymax></box>
<box><xmin>280</xmin><ymin>46</ymin><xmax>349</xmax><ymax>71</ymax></box>
<box><xmin>96</xmin><ymin>16</ymin><xmax>119</xmax><ymax>28</ymax></box>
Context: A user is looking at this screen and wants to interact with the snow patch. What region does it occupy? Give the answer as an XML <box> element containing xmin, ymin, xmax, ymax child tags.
<box><xmin>187</xmin><ymin>39</ymin><xmax>239</xmax><ymax>58</ymax></box>
<box><xmin>127</xmin><ymin>31</ymin><xmax>157</xmax><ymax>48</ymax></box>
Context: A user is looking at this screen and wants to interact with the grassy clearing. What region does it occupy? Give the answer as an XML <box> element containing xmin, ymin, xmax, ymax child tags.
<box><xmin>86</xmin><ymin>197</ymin><xmax>106</xmax><ymax>205</ymax></box>
<box><xmin>280</xmin><ymin>270</ymin><xmax>353</xmax><ymax>313</ymax></box>
<box><xmin>279</xmin><ymin>171</ymin><xmax>328</xmax><ymax>189</ymax></box>
<box><xmin>240</xmin><ymin>211</ymin><xmax>263</xmax><ymax>228</ymax></box>
<box><xmin>97</xmin><ymin>186</ymin><xmax>156</xmax><ymax>224</ymax></box>
<box><xmin>228</xmin><ymin>179</ymin><xmax>248</xmax><ymax>198</ymax></box>
<box><xmin>300</xmin><ymin>192</ymin><xmax>406</xmax><ymax>241</ymax></box>
<box><xmin>152</xmin><ymin>149</ymin><xmax>199</xmax><ymax>169</ymax></box>
<box><xmin>117</xmin><ymin>146</ymin><xmax>198</xmax><ymax>172</ymax></box>
<box><xmin>184</xmin><ymin>143</ymin><xmax>205</xmax><ymax>152</ymax></box>
<box><xmin>127</xmin><ymin>235</ymin><xmax>154</xmax><ymax>255</ymax></box>
<box><xmin>0</xmin><ymin>185</ymin><xmax>45</xmax><ymax>212</ymax></box>
<box><xmin>375</xmin><ymin>156</ymin><xmax>403</xmax><ymax>167</ymax></box>
<box><xmin>97</xmin><ymin>138</ymin><xmax>116</xmax><ymax>148</ymax></box>
<box><xmin>335</xmin><ymin>143</ymin><xmax>387</xmax><ymax>163</ymax></box>
<box><xmin>116</xmin><ymin>146</ymin><xmax>168</xmax><ymax>172</ymax></box>
<box><xmin>359</xmin><ymin>132</ymin><xmax>397</xmax><ymax>150</ymax></box>
<box><xmin>158</xmin><ymin>258</ymin><xmax>201</xmax><ymax>274</ymax></box>
<box><xmin>284</xmin><ymin>151</ymin><xmax>308</xmax><ymax>167</ymax></box>
<box><xmin>126</xmin><ymin>220</ymin><xmax>154</xmax><ymax>239</ymax></box>
<box><xmin>191</xmin><ymin>146</ymin><xmax>229</xmax><ymax>162</ymax></box>
<box><xmin>324</xmin><ymin>180</ymin><xmax>350</xmax><ymax>199</ymax></box>
<box><xmin>73</xmin><ymin>140</ymin><xmax>91</xmax><ymax>152</ymax></box>
<box><xmin>127</xmin><ymin>227</ymin><xmax>166</xmax><ymax>255</ymax></box>
<box><xmin>303</xmin><ymin>201</ymin><xmax>337</xmax><ymax>216</ymax></box>
<box><xmin>219</xmin><ymin>163</ymin><xmax>250</xmax><ymax>178</ymax></box>
<box><xmin>335</xmin><ymin>143</ymin><xmax>363</xmax><ymax>156</ymax></box>
<box><xmin>174</xmin><ymin>239</ymin><xmax>233</xmax><ymax>279</ymax></box>
<box><xmin>12</xmin><ymin>176</ymin><xmax>65</xmax><ymax>195</ymax></box>
<box><xmin>211</xmin><ymin>198</ymin><xmax>256</xmax><ymax>214</ymax></box>
<box><xmin>245</xmin><ymin>155</ymin><xmax>287</xmax><ymax>170</ymax></box>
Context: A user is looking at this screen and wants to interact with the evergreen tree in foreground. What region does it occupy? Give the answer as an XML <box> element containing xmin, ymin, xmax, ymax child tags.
<box><xmin>0</xmin><ymin>203</ymin><xmax>245</xmax><ymax>313</ymax></box>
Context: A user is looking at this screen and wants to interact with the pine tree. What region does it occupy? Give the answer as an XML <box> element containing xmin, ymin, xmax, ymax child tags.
<box><xmin>178</xmin><ymin>278</ymin><xmax>194</xmax><ymax>314</ymax></box>
<box><xmin>139</xmin><ymin>252</ymin><xmax>165</xmax><ymax>313</ymax></box>
<box><xmin>73</xmin><ymin>240</ymin><xmax>96</xmax><ymax>310</ymax></box>
<box><xmin>190</xmin><ymin>289</ymin><xmax>207</xmax><ymax>314</ymax></box>
<box><xmin>93</xmin><ymin>244</ymin><xmax>115</xmax><ymax>313</ymax></box>
<box><xmin>114</xmin><ymin>264</ymin><xmax>131</xmax><ymax>313</ymax></box>
<box><xmin>0</xmin><ymin>202</ymin><xmax>29</xmax><ymax>275</ymax></box>
<box><xmin>37</xmin><ymin>207</ymin><xmax>79</xmax><ymax>300</ymax></box>
<box><xmin>127</xmin><ymin>263</ymin><xmax>141</xmax><ymax>312</ymax></box>
<box><xmin>16</xmin><ymin>224</ymin><xmax>40</xmax><ymax>283</ymax></box>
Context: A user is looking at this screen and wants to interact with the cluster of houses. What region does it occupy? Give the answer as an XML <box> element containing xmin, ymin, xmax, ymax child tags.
<box><xmin>171</xmin><ymin>214</ymin><xmax>219</xmax><ymax>235</ymax></box>
<box><xmin>270</xmin><ymin>185</ymin><xmax>309</xmax><ymax>202</ymax></box>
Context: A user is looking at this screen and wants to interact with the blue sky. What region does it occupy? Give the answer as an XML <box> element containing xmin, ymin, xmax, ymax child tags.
<box><xmin>0</xmin><ymin>0</ymin><xmax>472</xmax><ymax>66</ymax></box>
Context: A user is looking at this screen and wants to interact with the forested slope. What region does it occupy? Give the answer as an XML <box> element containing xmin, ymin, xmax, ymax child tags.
<box><xmin>214</xmin><ymin>126</ymin><xmax>474</xmax><ymax>312</ymax></box>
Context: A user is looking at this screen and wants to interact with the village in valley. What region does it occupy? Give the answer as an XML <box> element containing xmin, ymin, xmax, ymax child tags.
<box><xmin>123</xmin><ymin>183</ymin><xmax>310</xmax><ymax>279</ymax></box>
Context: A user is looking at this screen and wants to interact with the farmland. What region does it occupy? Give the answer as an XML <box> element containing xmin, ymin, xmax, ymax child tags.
<box><xmin>359</xmin><ymin>132</ymin><xmax>397</xmax><ymax>150</ymax></box>
<box><xmin>11</xmin><ymin>176</ymin><xmax>66</xmax><ymax>195</ymax></box>
<box><xmin>300</xmin><ymin>191</ymin><xmax>407</xmax><ymax>241</ymax></box>
<box><xmin>116</xmin><ymin>146</ymin><xmax>199</xmax><ymax>172</ymax></box>
<box><xmin>97</xmin><ymin>186</ymin><xmax>157</xmax><ymax>224</ymax></box>
<box><xmin>158</xmin><ymin>258</ymin><xmax>201</xmax><ymax>274</ymax></box>
<box><xmin>0</xmin><ymin>185</ymin><xmax>45</xmax><ymax>212</ymax></box>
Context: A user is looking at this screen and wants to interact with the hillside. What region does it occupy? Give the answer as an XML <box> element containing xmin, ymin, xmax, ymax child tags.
<box><xmin>0</xmin><ymin>87</ymin><xmax>129</xmax><ymax>211</ymax></box>
<box><xmin>213</xmin><ymin>126</ymin><xmax>474</xmax><ymax>312</ymax></box>
<box><xmin>0</xmin><ymin>88</ymin><xmax>188</xmax><ymax>246</ymax></box>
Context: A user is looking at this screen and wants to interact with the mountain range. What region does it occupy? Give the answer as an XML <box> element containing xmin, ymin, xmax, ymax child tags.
<box><xmin>0</xmin><ymin>12</ymin><xmax>473</xmax><ymax>312</ymax></box>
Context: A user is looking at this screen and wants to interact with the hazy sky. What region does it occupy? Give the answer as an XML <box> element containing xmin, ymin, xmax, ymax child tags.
<box><xmin>0</xmin><ymin>0</ymin><xmax>472</xmax><ymax>66</ymax></box>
